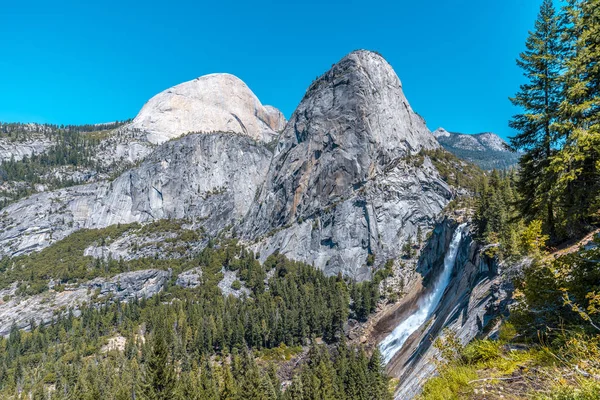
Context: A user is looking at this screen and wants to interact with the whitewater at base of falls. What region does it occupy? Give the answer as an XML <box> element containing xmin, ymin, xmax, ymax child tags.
<box><xmin>379</xmin><ymin>223</ymin><xmax>467</xmax><ymax>364</ymax></box>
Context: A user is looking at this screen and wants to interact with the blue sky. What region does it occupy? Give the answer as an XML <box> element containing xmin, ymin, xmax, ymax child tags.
<box><xmin>0</xmin><ymin>0</ymin><xmax>544</xmax><ymax>140</ymax></box>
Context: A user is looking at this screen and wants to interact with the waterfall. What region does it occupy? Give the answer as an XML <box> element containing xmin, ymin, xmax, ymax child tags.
<box><xmin>379</xmin><ymin>223</ymin><xmax>467</xmax><ymax>364</ymax></box>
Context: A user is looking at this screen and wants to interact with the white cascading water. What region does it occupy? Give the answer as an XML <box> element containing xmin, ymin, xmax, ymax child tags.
<box><xmin>379</xmin><ymin>223</ymin><xmax>467</xmax><ymax>364</ymax></box>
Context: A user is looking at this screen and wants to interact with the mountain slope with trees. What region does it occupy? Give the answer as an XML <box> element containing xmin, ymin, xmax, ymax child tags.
<box><xmin>419</xmin><ymin>1</ymin><xmax>600</xmax><ymax>398</ymax></box>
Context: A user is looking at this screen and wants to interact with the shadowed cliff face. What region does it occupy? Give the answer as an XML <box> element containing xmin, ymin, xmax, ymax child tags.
<box><xmin>373</xmin><ymin>219</ymin><xmax>504</xmax><ymax>399</ymax></box>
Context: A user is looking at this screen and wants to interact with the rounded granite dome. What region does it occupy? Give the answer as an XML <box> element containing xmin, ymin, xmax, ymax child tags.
<box><xmin>131</xmin><ymin>73</ymin><xmax>286</xmax><ymax>144</ymax></box>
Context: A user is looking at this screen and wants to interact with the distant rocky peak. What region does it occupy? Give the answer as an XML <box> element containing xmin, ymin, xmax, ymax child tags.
<box><xmin>432</xmin><ymin>127</ymin><xmax>451</xmax><ymax>138</ymax></box>
<box><xmin>131</xmin><ymin>73</ymin><xmax>286</xmax><ymax>144</ymax></box>
<box><xmin>434</xmin><ymin>129</ymin><xmax>519</xmax><ymax>170</ymax></box>
<box><xmin>475</xmin><ymin>132</ymin><xmax>509</xmax><ymax>152</ymax></box>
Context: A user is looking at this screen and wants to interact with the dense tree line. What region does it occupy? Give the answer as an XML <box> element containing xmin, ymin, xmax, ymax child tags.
<box><xmin>0</xmin><ymin>129</ymin><xmax>101</xmax><ymax>183</ymax></box>
<box><xmin>472</xmin><ymin>170</ymin><xmax>523</xmax><ymax>259</ymax></box>
<box><xmin>510</xmin><ymin>0</ymin><xmax>600</xmax><ymax>241</ymax></box>
<box><xmin>0</xmin><ymin>240</ymin><xmax>390</xmax><ymax>399</ymax></box>
<box><xmin>0</xmin><ymin>120</ymin><xmax>130</xmax><ymax>139</ymax></box>
<box><xmin>506</xmin><ymin>0</ymin><xmax>600</xmax><ymax>343</ymax></box>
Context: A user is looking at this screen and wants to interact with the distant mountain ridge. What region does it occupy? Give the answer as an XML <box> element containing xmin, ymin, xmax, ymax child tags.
<box><xmin>432</xmin><ymin>127</ymin><xmax>520</xmax><ymax>170</ymax></box>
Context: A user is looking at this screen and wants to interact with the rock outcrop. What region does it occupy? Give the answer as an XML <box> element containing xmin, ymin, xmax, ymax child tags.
<box><xmin>0</xmin><ymin>269</ymin><xmax>170</xmax><ymax>336</ymax></box>
<box><xmin>375</xmin><ymin>219</ymin><xmax>508</xmax><ymax>399</ymax></box>
<box><xmin>0</xmin><ymin>137</ymin><xmax>53</xmax><ymax>163</ymax></box>
<box><xmin>0</xmin><ymin>123</ymin><xmax>56</xmax><ymax>163</ymax></box>
<box><xmin>175</xmin><ymin>267</ymin><xmax>202</xmax><ymax>288</ymax></box>
<box><xmin>0</xmin><ymin>133</ymin><xmax>272</xmax><ymax>257</ymax></box>
<box><xmin>242</xmin><ymin>50</ymin><xmax>448</xmax><ymax>279</ymax></box>
<box><xmin>131</xmin><ymin>73</ymin><xmax>285</xmax><ymax>144</ymax></box>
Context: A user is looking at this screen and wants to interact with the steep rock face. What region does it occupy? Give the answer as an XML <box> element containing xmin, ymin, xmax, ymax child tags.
<box><xmin>131</xmin><ymin>74</ymin><xmax>285</xmax><ymax>144</ymax></box>
<box><xmin>242</xmin><ymin>50</ymin><xmax>447</xmax><ymax>279</ymax></box>
<box><xmin>0</xmin><ymin>138</ymin><xmax>53</xmax><ymax>163</ymax></box>
<box><xmin>379</xmin><ymin>220</ymin><xmax>507</xmax><ymax>399</ymax></box>
<box><xmin>0</xmin><ymin>133</ymin><xmax>272</xmax><ymax>257</ymax></box>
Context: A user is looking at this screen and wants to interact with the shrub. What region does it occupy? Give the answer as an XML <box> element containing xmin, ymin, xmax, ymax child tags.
<box><xmin>367</xmin><ymin>253</ymin><xmax>375</xmax><ymax>266</ymax></box>
<box><xmin>498</xmin><ymin>321</ymin><xmax>517</xmax><ymax>342</ymax></box>
<box><xmin>461</xmin><ymin>340</ymin><xmax>501</xmax><ymax>364</ymax></box>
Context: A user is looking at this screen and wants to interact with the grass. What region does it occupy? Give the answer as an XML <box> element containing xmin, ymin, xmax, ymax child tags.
<box><xmin>419</xmin><ymin>365</ymin><xmax>478</xmax><ymax>400</ymax></box>
<box><xmin>419</xmin><ymin>323</ymin><xmax>600</xmax><ymax>400</ymax></box>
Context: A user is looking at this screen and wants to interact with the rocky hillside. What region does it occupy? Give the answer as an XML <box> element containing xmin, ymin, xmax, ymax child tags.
<box><xmin>432</xmin><ymin>127</ymin><xmax>520</xmax><ymax>170</ymax></box>
<box><xmin>242</xmin><ymin>50</ymin><xmax>449</xmax><ymax>280</ymax></box>
<box><xmin>1</xmin><ymin>50</ymin><xmax>455</xmax><ymax>281</ymax></box>
<box><xmin>0</xmin><ymin>49</ymin><xmax>493</xmax><ymax>400</ymax></box>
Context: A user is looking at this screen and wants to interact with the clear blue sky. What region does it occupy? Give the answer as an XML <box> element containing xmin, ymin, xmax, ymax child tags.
<box><xmin>0</xmin><ymin>0</ymin><xmax>545</xmax><ymax>140</ymax></box>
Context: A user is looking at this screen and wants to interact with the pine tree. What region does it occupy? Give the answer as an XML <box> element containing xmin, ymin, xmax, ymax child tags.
<box><xmin>239</xmin><ymin>351</ymin><xmax>264</xmax><ymax>400</ymax></box>
<box><xmin>259</xmin><ymin>374</ymin><xmax>279</xmax><ymax>400</ymax></box>
<box><xmin>284</xmin><ymin>374</ymin><xmax>304</xmax><ymax>400</ymax></box>
<box><xmin>368</xmin><ymin>348</ymin><xmax>392</xmax><ymax>400</ymax></box>
<box><xmin>313</xmin><ymin>346</ymin><xmax>337</xmax><ymax>400</ymax></box>
<box><xmin>141</xmin><ymin>325</ymin><xmax>176</xmax><ymax>400</ymax></box>
<box><xmin>509</xmin><ymin>0</ymin><xmax>567</xmax><ymax>238</ymax></box>
<box><xmin>219</xmin><ymin>362</ymin><xmax>238</xmax><ymax>400</ymax></box>
<box><xmin>553</xmin><ymin>0</ymin><xmax>600</xmax><ymax>233</ymax></box>
<box><xmin>267</xmin><ymin>363</ymin><xmax>282</xmax><ymax>399</ymax></box>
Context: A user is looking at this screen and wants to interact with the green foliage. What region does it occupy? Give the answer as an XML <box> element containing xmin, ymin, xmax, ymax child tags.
<box><xmin>0</xmin><ymin>220</ymin><xmax>201</xmax><ymax>294</ymax></box>
<box><xmin>461</xmin><ymin>340</ymin><xmax>501</xmax><ymax>364</ymax></box>
<box><xmin>510</xmin><ymin>0</ymin><xmax>600</xmax><ymax>240</ymax></box>
<box><xmin>0</xmin><ymin>240</ymin><xmax>385</xmax><ymax>399</ymax></box>
<box><xmin>421</xmin><ymin>328</ymin><xmax>600</xmax><ymax>400</ymax></box>
<box><xmin>473</xmin><ymin>169</ymin><xmax>523</xmax><ymax>259</ymax></box>
<box><xmin>402</xmin><ymin>238</ymin><xmax>415</xmax><ymax>259</ymax></box>
<box><xmin>419</xmin><ymin>149</ymin><xmax>485</xmax><ymax>193</ymax></box>
<box><xmin>366</xmin><ymin>253</ymin><xmax>375</xmax><ymax>266</ymax></box>
<box><xmin>509</xmin><ymin>0</ymin><xmax>566</xmax><ymax>239</ymax></box>
<box><xmin>519</xmin><ymin>219</ymin><xmax>549</xmax><ymax>257</ymax></box>
<box><xmin>284</xmin><ymin>341</ymin><xmax>392</xmax><ymax>400</ymax></box>
<box><xmin>142</xmin><ymin>321</ymin><xmax>176</xmax><ymax>400</ymax></box>
<box><xmin>418</xmin><ymin>365</ymin><xmax>477</xmax><ymax>400</ymax></box>
<box><xmin>498</xmin><ymin>321</ymin><xmax>517</xmax><ymax>342</ymax></box>
<box><xmin>512</xmin><ymin>238</ymin><xmax>600</xmax><ymax>337</ymax></box>
<box><xmin>550</xmin><ymin>0</ymin><xmax>600</xmax><ymax>236</ymax></box>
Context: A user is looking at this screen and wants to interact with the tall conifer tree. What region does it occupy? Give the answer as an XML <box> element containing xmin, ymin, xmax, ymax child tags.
<box><xmin>142</xmin><ymin>325</ymin><xmax>176</xmax><ymax>400</ymax></box>
<box><xmin>510</xmin><ymin>0</ymin><xmax>566</xmax><ymax>238</ymax></box>
<box><xmin>553</xmin><ymin>0</ymin><xmax>600</xmax><ymax>231</ymax></box>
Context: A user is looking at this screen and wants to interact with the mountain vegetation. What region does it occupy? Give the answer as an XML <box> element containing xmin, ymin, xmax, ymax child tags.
<box><xmin>0</xmin><ymin>238</ymin><xmax>392</xmax><ymax>399</ymax></box>
<box><xmin>0</xmin><ymin>121</ymin><xmax>130</xmax><ymax>207</ymax></box>
<box><xmin>0</xmin><ymin>1</ymin><xmax>599</xmax><ymax>398</ymax></box>
<box><xmin>420</xmin><ymin>1</ymin><xmax>600</xmax><ymax>398</ymax></box>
